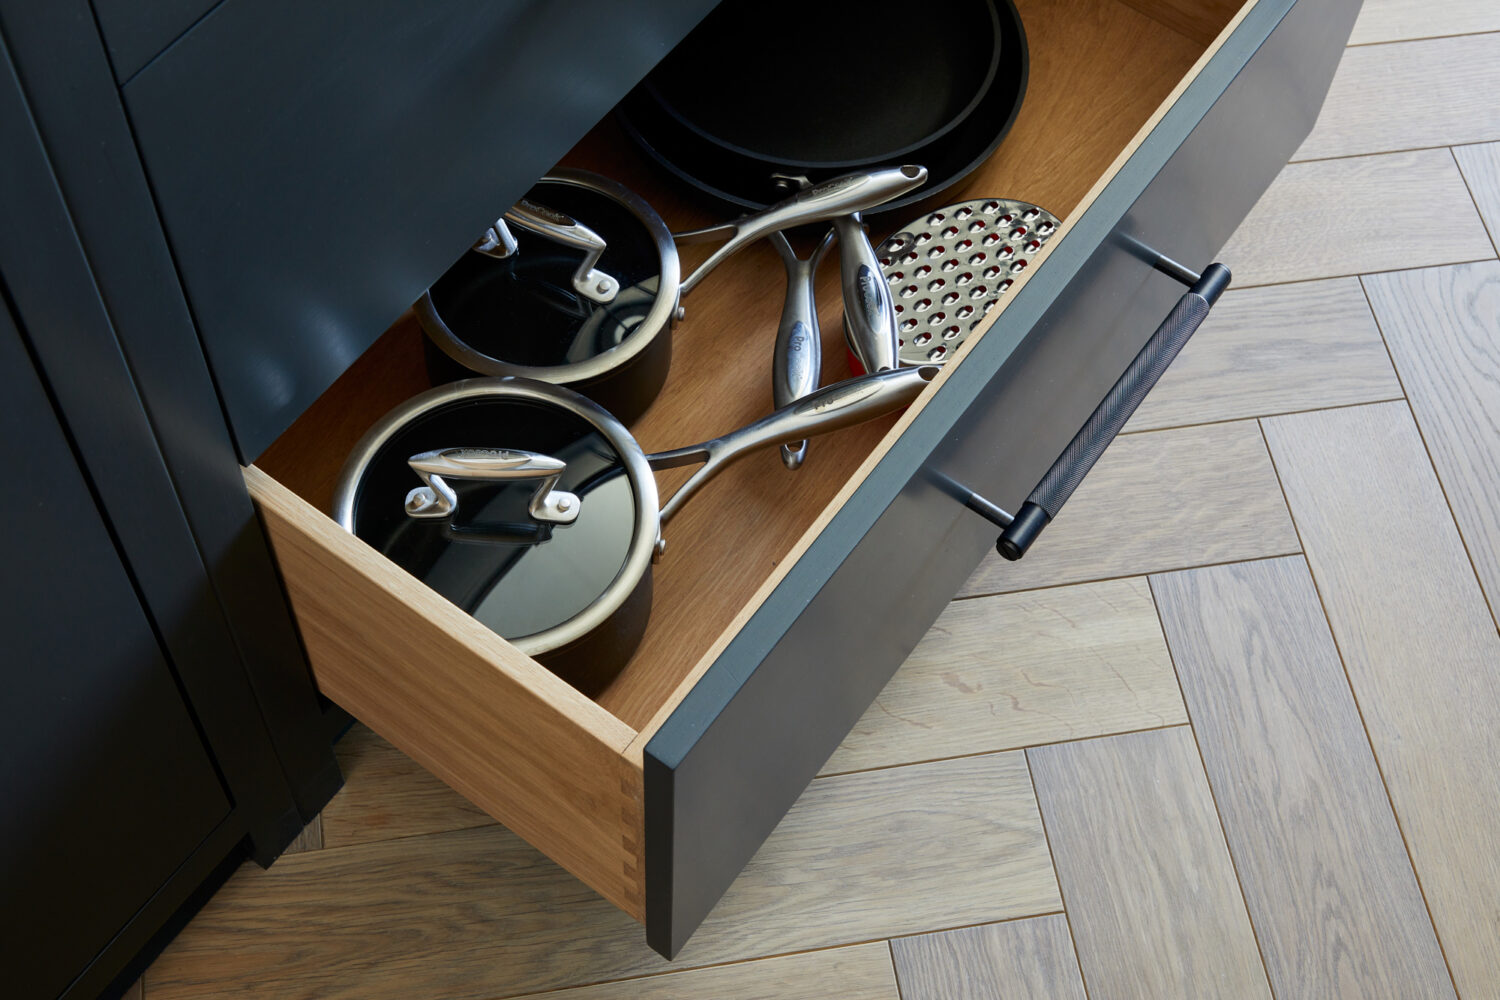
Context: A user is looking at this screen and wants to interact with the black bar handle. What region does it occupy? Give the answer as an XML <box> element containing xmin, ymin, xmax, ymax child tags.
<box><xmin>997</xmin><ymin>262</ymin><xmax>1230</xmax><ymax>560</ymax></box>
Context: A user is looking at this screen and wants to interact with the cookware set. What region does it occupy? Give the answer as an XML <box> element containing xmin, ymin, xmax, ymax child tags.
<box><xmin>335</xmin><ymin>0</ymin><xmax>1230</xmax><ymax>695</ymax></box>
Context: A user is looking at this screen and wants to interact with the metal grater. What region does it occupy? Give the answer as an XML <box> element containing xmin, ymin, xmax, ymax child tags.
<box><xmin>874</xmin><ymin>198</ymin><xmax>1060</xmax><ymax>366</ymax></box>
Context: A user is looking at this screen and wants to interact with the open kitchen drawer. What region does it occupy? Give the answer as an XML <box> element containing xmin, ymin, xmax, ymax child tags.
<box><xmin>244</xmin><ymin>0</ymin><xmax>1358</xmax><ymax>958</ymax></box>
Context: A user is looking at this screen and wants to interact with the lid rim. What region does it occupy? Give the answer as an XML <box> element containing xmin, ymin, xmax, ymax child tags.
<box><xmin>417</xmin><ymin>169</ymin><xmax>682</xmax><ymax>388</ymax></box>
<box><xmin>331</xmin><ymin>376</ymin><xmax>662</xmax><ymax>660</ymax></box>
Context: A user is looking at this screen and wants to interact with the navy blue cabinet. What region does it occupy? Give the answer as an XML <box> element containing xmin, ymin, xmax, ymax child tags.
<box><xmin>0</xmin><ymin>306</ymin><xmax>232</xmax><ymax>1000</ymax></box>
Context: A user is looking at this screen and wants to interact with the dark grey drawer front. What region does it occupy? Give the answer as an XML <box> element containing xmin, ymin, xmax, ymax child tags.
<box><xmin>644</xmin><ymin>0</ymin><xmax>1362</xmax><ymax>958</ymax></box>
<box><xmin>123</xmin><ymin>0</ymin><xmax>716</xmax><ymax>461</ymax></box>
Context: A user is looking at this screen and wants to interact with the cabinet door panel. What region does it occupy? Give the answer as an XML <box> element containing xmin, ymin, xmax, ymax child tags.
<box><xmin>0</xmin><ymin>308</ymin><xmax>231</xmax><ymax>1000</ymax></box>
<box><xmin>123</xmin><ymin>0</ymin><xmax>718</xmax><ymax>459</ymax></box>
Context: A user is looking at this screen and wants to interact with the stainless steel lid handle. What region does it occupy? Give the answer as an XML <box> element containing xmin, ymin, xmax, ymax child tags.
<box><xmin>404</xmin><ymin>448</ymin><xmax>581</xmax><ymax>525</ymax></box>
<box><xmin>471</xmin><ymin>199</ymin><xmax>621</xmax><ymax>304</ymax></box>
<box><xmin>473</xmin><ymin>219</ymin><xmax>520</xmax><ymax>259</ymax></box>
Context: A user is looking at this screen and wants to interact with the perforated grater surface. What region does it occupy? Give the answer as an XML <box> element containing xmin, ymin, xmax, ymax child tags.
<box><xmin>875</xmin><ymin>198</ymin><xmax>1060</xmax><ymax>366</ymax></box>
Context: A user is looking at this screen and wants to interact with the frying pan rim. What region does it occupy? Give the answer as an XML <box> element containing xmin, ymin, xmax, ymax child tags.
<box><xmin>331</xmin><ymin>376</ymin><xmax>662</xmax><ymax>659</ymax></box>
<box><xmin>614</xmin><ymin>0</ymin><xmax>1028</xmax><ymax>216</ymax></box>
<box><xmin>637</xmin><ymin>0</ymin><xmax>1005</xmax><ymax>170</ymax></box>
<box><xmin>418</xmin><ymin>169</ymin><xmax>682</xmax><ymax>387</ymax></box>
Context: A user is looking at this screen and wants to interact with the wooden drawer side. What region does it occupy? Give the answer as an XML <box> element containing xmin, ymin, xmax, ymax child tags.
<box><xmin>244</xmin><ymin>466</ymin><xmax>647</xmax><ymax>918</ymax></box>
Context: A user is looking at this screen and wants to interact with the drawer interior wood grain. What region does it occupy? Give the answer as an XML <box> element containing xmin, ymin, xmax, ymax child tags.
<box><xmin>247</xmin><ymin>0</ymin><xmax>1244</xmax><ymax>924</ymax></box>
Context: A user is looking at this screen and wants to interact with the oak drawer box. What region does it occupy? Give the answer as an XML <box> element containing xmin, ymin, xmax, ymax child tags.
<box><xmin>244</xmin><ymin>0</ymin><xmax>1358</xmax><ymax>957</ymax></box>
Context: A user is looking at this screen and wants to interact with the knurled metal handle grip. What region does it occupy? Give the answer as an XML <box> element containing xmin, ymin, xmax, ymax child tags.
<box><xmin>997</xmin><ymin>262</ymin><xmax>1230</xmax><ymax>560</ymax></box>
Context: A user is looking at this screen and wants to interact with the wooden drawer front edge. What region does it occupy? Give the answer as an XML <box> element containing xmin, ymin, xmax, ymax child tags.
<box><xmin>243</xmin><ymin>466</ymin><xmax>646</xmax><ymax>918</ymax></box>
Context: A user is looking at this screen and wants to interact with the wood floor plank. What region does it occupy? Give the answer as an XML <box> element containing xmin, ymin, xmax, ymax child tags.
<box><xmin>1364</xmin><ymin>261</ymin><xmax>1500</xmax><ymax>623</ymax></box>
<box><xmin>1295</xmin><ymin>34</ymin><xmax>1500</xmax><ymax>161</ymax></box>
<box><xmin>823</xmin><ymin>578</ymin><xmax>1184</xmax><ymax>775</ymax></box>
<box><xmin>960</xmin><ymin>421</ymin><xmax>1298</xmax><ymax>597</ymax></box>
<box><xmin>1123</xmin><ymin>278</ymin><xmax>1401</xmax><ymax>433</ymax></box>
<box><xmin>1217</xmin><ymin>150</ymin><xmax>1493</xmax><ymax>288</ymax></box>
<box><xmin>890</xmin><ymin>914</ymin><xmax>1085</xmax><ymax>1000</ymax></box>
<box><xmin>320</xmin><ymin>724</ymin><xmax>493</xmax><ymax>849</ymax></box>
<box><xmin>1152</xmin><ymin>557</ymin><xmax>1454</xmax><ymax>999</ymax></box>
<box><xmin>145</xmin><ymin>753</ymin><xmax>1057</xmax><ymax>1000</ymax></box>
<box><xmin>280</xmin><ymin>814</ymin><xmax>322</xmax><ymax>854</ymax></box>
<box><xmin>1029</xmin><ymin>728</ymin><xmax>1271</xmax><ymax>999</ymax></box>
<box><xmin>1262</xmin><ymin>401</ymin><xmax>1500</xmax><ymax>998</ymax></box>
<box><xmin>1454</xmin><ymin>142</ymin><xmax>1500</xmax><ymax>250</ymax></box>
<box><xmin>1349</xmin><ymin>0</ymin><xmax>1500</xmax><ymax>46</ymax></box>
<box><xmin>502</xmin><ymin>943</ymin><xmax>899</xmax><ymax>1000</ymax></box>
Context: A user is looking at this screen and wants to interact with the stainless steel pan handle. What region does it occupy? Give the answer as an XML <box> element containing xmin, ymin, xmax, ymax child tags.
<box><xmin>674</xmin><ymin>165</ymin><xmax>928</xmax><ymax>297</ymax></box>
<box><xmin>770</xmin><ymin>229</ymin><xmax>835</xmax><ymax>469</ymax></box>
<box><xmin>834</xmin><ymin>213</ymin><xmax>900</xmax><ymax>373</ymax></box>
<box><xmin>649</xmin><ymin>364</ymin><xmax>938</xmax><ymax>529</ymax></box>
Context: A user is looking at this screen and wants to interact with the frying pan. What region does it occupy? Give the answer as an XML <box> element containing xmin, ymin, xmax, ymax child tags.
<box><xmin>638</xmin><ymin>0</ymin><xmax>1002</xmax><ymax>169</ymax></box>
<box><xmin>416</xmin><ymin>166</ymin><xmax>925</xmax><ymax>424</ymax></box>
<box><xmin>332</xmin><ymin>366</ymin><xmax>937</xmax><ymax>693</ymax></box>
<box><xmin>616</xmin><ymin>0</ymin><xmax>1027</xmax><ymax>215</ymax></box>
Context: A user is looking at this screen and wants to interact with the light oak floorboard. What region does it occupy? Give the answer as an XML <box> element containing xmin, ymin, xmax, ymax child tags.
<box><xmin>1218</xmin><ymin>150</ymin><xmax>1493</xmax><ymax>288</ymax></box>
<box><xmin>823</xmin><ymin>578</ymin><xmax>1184</xmax><ymax>775</ymax></box>
<box><xmin>1123</xmin><ymin>278</ymin><xmax>1400</xmax><ymax>433</ymax></box>
<box><xmin>122</xmin><ymin>981</ymin><xmax>142</xmax><ymax>1000</ymax></box>
<box><xmin>502</xmin><ymin>943</ymin><xmax>899</xmax><ymax>1000</ymax></box>
<box><xmin>280</xmin><ymin>814</ymin><xmax>322</xmax><ymax>855</ymax></box>
<box><xmin>1349</xmin><ymin>0</ymin><xmax>1500</xmax><ymax>46</ymax></box>
<box><xmin>1453</xmin><ymin>143</ymin><xmax>1500</xmax><ymax>260</ymax></box>
<box><xmin>145</xmin><ymin>753</ymin><xmax>1057</xmax><ymax>1000</ymax></box>
<box><xmin>320</xmin><ymin>724</ymin><xmax>494</xmax><ymax>848</ymax></box>
<box><xmin>1152</xmin><ymin>557</ymin><xmax>1454</xmax><ymax>999</ymax></box>
<box><xmin>1364</xmin><ymin>261</ymin><xmax>1500</xmax><ymax>624</ymax></box>
<box><xmin>1029</xmin><ymin>728</ymin><xmax>1271</xmax><ymax>999</ymax></box>
<box><xmin>1295</xmin><ymin>34</ymin><xmax>1500</xmax><ymax>161</ymax></box>
<box><xmin>890</xmin><ymin>914</ymin><xmax>1085</xmax><ymax>1000</ymax></box>
<box><xmin>1262</xmin><ymin>401</ymin><xmax>1500</xmax><ymax>998</ymax></box>
<box><xmin>960</xmin><ymin>421</ymin><xmax>1298</xmax><ymax>597</ymax></box>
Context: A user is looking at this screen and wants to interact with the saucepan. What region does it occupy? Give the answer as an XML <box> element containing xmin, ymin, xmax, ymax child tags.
<box><xmin>416</xmin><ymin>166</ymin><xmax>926</xmax><ymax>424</ymax></box>
<box><xmin>332</xmin><ymin>365</ymin><xmax>937</xmax><ymax>693</ymax></box>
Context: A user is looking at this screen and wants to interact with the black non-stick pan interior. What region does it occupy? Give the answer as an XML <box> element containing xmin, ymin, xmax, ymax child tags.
<box><xmin>616</xmin><ymin>0</ymin><xmax>1027</xmax><ymax>215</ymax></box>
<box><xmin>639</xmin><ymin>0</ymin><xmax>1002</xmax><ymax>168</ymax></box>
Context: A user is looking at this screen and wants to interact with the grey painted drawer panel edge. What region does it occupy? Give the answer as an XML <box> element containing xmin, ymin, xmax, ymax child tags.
<box><xmin>644</xmin><ymin>0</ymin><xmax>1362</xmax><ymax>958</ymax></box>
